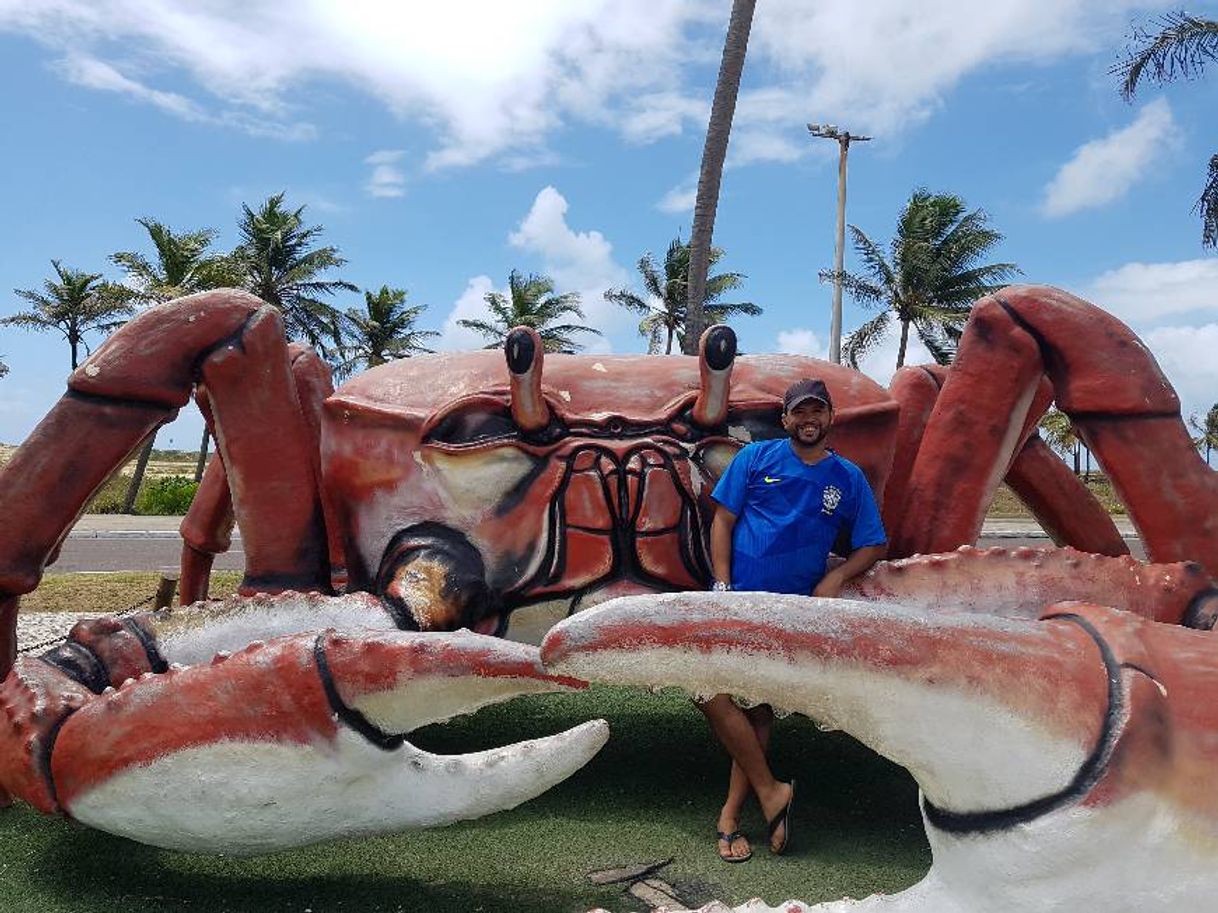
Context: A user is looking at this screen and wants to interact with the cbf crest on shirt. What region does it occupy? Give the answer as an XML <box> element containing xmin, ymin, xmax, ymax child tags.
<box><xmin>711</xmin><ymin>438</ymin><xmax>886</xmax><ymax>595</ymax></box>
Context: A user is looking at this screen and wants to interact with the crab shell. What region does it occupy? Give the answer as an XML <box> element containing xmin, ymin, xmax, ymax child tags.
<box><xmin>322</xmin><ymin>344</ymin><xmax>898</xmax><ymax>641</ymax></box>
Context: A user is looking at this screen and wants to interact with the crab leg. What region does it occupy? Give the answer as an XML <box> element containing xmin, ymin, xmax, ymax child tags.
<box><xmin>1005</xmin><ymin>433</ymin><xmax>1129</xmax><ymax>556</ymax></box>
<box><xmin>895</xmin><ymin>285</ymin><xmax>1218</xmax><ymax>576</ymax></box>
<box><xmin>179</xmin><ymin>343</ymin><xmax>337</xmax><ymax>603</ymax></box>
<box><xmin>690</xmin><ymin>325</ymin><xmax>737</xmax><ymax>428</ymax></box>
<box><xmin>844</xmin><ymin>546</ymin><xmax>1218</xmax><ymax>626</ymax></box>
<box><xmin>0</xmin><ymin>291</ymin><xmax>330</xmax><ymax>675</ymax></box>
<box><xmin>543</xmin><ymin>592</ymin><xmax>1218</xmax><ymax>912</ymax></box>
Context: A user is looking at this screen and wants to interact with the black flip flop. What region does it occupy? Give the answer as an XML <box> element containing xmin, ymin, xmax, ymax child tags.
<box><xmin>767</xmin><ymin>779</ymin><xmax>796</xmax><ymax>855</ymax></box>
<box><xmin>716</xmin><ymin>829</ymin><xmax>753</xmax><ymax>863</ymax></box>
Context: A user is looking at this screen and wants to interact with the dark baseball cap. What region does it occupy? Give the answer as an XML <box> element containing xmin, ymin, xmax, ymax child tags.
<box><xmin>783</xmin><ymin>378</ymin><xmax>832</xmax><ymax>412</ymax></box>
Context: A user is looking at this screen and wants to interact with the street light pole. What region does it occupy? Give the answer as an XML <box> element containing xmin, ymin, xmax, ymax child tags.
<box><xmin>808</xmin><ymin>123</ymin><xmax>870</xmax><ymax>364</ymax></box>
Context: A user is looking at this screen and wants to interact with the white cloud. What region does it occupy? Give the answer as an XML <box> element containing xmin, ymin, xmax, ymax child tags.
<box><xmin>0</xmin><ymin>0</ymin><xmax>1177</xmax><ymax>169</ymax></box>
<box><xmin>657</xmin><ymin>175</ymin><xmax>698</xmax><ymax>215</ymax></box>
<box><xmin>1041</xmin><ymin>99</ymin><xmax>1178</xmax><ymax>218</ymax></box>
<box><xmin>434</xmin><ymin>275</ymin><xmax>498</xmax><ymax>351</ymax></box>
<box><xmin>1085</xmin><ymin>258</ymin><xmax>1218</xmax><ymax>324</ymax></box>
<box><xmin>509</xmin><ymin>186</ymin><xmax>629</xmax><ymax>348</ymax></box>
<box><xmin>776</xmin><ymin>328</ymin><xmax>826</xmax><ymax>358</ymax></box>
<box><xmin>57</xmin><ymin>52</ymin><xmax>206</xmax><ymax>120</ymax></box>
<box><xmin>1142</xmin><ymin>323</ymin><xmax>1218</xmax><ymax>422</ymax></box>
<box><xmin>364</xmin><ymin>149</ymin><xmax>406</xmax><ymax>198</ymax></box>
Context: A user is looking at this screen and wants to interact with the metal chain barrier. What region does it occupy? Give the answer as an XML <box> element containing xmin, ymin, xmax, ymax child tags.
<box><xmin>17</xmin><ymin>593</ymin><xmax>156</xmax><ymax>655</ymax></box>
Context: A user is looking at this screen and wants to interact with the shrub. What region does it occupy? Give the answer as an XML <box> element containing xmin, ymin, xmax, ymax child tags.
<box><xmin>85</xmin><ymin>473</ymin><xmax>133</xmax><ymax>514</ymax></box>
<box><xmin>135</xmin><ymin>475</ymin><xmax>199</xmax><ymax>515</ymax></box>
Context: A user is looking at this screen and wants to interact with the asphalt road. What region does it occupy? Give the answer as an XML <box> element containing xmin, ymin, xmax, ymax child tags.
<box><xmin>47</xmin><ymin>532</ymin><xmax>1145</xmax><ymax>574</ymax></box>
<box><xmin>51</xmin><ymin>536</ymin><xmax>247</xmax><ymax>574</ymax></box>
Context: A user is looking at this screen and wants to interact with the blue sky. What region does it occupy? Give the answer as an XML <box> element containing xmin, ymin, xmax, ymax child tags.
<box><xmin>1</xmin><ymin>0</ymin><xmax>1216</xmax><ymax>451</ymax></box>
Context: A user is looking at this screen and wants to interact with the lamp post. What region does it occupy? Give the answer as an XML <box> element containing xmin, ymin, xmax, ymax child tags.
<box><xmin>808</xmin><ymin>123</ymin><xmax>870</xmax><ymax>364</ymax></box>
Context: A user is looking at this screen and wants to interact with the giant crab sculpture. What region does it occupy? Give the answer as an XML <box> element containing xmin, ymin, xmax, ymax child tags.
<box><xmin>0</xmin><ymin>285</ymin><xmax>1216</xmax><ymax>911</ymax></box>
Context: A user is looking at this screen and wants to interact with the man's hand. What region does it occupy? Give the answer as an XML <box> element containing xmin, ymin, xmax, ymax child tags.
<box><xmin>812</xmin><ymin>543</ymin><xmax>886</xmax><ymax>598</ymax></box>
<box><xmin>812</xmin><ymin>568</ymin><xmax>847</xmax><ymax>598</ymax></box>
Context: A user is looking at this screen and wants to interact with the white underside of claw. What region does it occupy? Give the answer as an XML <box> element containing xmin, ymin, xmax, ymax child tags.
<box><xmin>66</xmin><ymin>719</ymin><xmax>608</xmax><ymax>854</ymax></box>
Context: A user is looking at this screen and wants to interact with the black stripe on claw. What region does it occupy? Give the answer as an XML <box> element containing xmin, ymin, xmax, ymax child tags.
<box><xmin>922</xmin><ymin>612</ymin><xmax>1123</xmax><ymax>834</ymax></box>
<box><xmin>313</xmin><ymin>634</ymin><xmax>406</xmax><ymax>751</ymax></box>
<box><xmin>41</xmin><ymin>642</ymin><xmax>110</xmax><ymax>695</ymax></box>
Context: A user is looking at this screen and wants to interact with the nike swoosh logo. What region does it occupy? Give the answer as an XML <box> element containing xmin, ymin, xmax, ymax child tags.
<box><xmin>763</xmin><ymin>476</ymin><xmax>782</xmax><ymax>483</ymax></box>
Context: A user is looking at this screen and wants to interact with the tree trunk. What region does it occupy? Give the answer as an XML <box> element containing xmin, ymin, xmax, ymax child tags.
<box><xmin>895</xmin><ymin>319</ymin><xmax>911</xmax><ymax>368</ymax></box>
<box><xmin>682</xmin><ymin>0</ymin><xmax>756</xmax><ymax>354</ymax></box>
<box><xmin>194</xmin><ymin>427</ymin><xmax>211</xmax><ymax>483</ymax></box>
<box><xmin>1073</xmin><ymin>442</ymin><xmax>1081</xmax><ymax>476</ymax></box>
<box><xmin>665</xmin><ymin>326</ymin><xmax>674</xmax><ymax>355</ymax></box>
<box><xmin>123</xmin><ymin>432</ymin><xmax>156</xmax><ymax>514</ymax></box>
<box><xmin>69</xmin><ymin>337</ymin><xmax>79</xmax><ymax>371</ymax></box>
<box><xmin>1085</xmin><ymin>446</ymin><xmax>1092</xmax><ymax>480</ymax></box>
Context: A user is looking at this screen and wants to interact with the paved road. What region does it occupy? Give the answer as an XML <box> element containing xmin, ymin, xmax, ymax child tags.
<box><xmin>49</xmin><ymin>515</ymin><xmax>1145</xmax><ymax>574</ymax></box>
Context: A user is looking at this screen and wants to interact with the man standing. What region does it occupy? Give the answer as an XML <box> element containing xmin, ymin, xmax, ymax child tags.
<box><xmin>702</xmin><ymin>378</ymin><xmax>887</xmax><ymax>862</ymax></box>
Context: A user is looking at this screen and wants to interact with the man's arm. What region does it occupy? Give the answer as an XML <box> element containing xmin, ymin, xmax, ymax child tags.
<box><xmin>710</xmin><ymin>504</ymin><xmax>737</xmax><ymax>587</ymax></box>
<box><xmin>812</xmin><ymin>543</ymin><xmax>886</xmax><ymax>598</ymax></box>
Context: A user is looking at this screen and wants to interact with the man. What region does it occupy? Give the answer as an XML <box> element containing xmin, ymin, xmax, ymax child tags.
<box><xmin>701</xmin><ymin>378</ymin><xmax>887</xmax><ymax>863</ymax></box>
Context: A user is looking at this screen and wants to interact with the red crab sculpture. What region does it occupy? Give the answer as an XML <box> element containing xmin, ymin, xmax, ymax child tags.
<box><xmin>0</xmin><ymin>284</ymin><xmax>1216</xmax><ymax>874</ymax></box>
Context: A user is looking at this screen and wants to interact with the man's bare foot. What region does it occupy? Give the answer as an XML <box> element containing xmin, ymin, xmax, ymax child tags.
<box><xmin>758</xmin><ymin>780</ymin><xmax>795</xmax><ymax>854</ymax></box>
<box><xmin>716</xmin><ymin>817</ymin><xmax>752</xmax><ymax>862</ymax></box>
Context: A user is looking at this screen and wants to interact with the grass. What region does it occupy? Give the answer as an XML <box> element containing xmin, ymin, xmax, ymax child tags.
<box><xmin>987</xmin><ymin>476</ymin><xmax>1126</xmax><ymax>518</ymax></box>
<box><xmin>19</xmin><ymin>572</ymin><xmax>244</xmax><ymax>616</ymax></box>
<box><xmin>0</xmin><ymin>686</ymin><xmax>930</xmax><ymax>913</ymax></box>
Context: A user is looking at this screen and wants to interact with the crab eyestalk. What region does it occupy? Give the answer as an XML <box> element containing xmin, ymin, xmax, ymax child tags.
<box><xmin>505</xmin><ymin>326</ymin><xmax>553</xmax><ymax>434</ymax></box>
<box><xmin>690</xmin><ymin>324</ymin><xmax>737</xmax><ymax>429</ymax></box>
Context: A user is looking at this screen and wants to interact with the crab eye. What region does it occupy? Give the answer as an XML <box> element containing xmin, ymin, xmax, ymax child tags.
<box><xmin>425</xmin><ymin>407</ymin><xmax>518</xmax><ymax>446</ymax></box>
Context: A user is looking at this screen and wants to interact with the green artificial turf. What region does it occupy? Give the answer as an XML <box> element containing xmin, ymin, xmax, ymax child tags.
<box><xmin>0</xmin><ymin>686</ymin><xmax>929</xmax><ymax>913</ymax></box>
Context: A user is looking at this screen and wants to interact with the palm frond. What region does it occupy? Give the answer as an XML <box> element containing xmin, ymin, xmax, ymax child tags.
<box><xmin>841</xmin><ymin>310</ymin><xmax>892</xmax><ymax>369</ymax></box>
<box><xmin>1112</xmin><ymin>12</ymin><xmax>1218</xmax><ymax>100</ymax></box>
<box><xmin>1196</xmin><ymin>153</ymin><xmax>1218</xmax><ymax>248</ymax></box>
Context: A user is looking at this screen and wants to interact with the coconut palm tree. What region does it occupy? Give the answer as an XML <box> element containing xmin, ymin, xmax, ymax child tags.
<box><xmin>828</xmin><ymin>189</ymin><xmax>1020</xmax><ymax>370</ymax></box>
<box><xmin>458</xmin><ymin>270</ymin><xmax>600</xmax><ymax>354</ymax></box>
<box><xmin>1113</xmin><ymin>12</ymin><xmax>1218</xmax><ymax>246</ymax></box>
<box><xmin>233</xmin><ymin>192</ymin><xmax>357</xmax><ymax>350</ymax></box>
<box><xmin>111</xmin><ymin>218</ymin><xmax>242</xmax><ymax>505</ymax></box>
<box><xmin>605</xmin><ymin>238</ymin><xmax>759</xmax><ymax>354</ymax></box>
<box><xmin>5</xmin><ymin>260</ymin><xmax>134</xmax><ymax>370</ymax></box>
<box><xmin>331</xmin><ymin>286</ymin><xmax>438</xmax><ymax>381</ymax></box>
<box><xmin>1040</xmin><ymin>407</ymin><xmax>1083</xmax><ymax>475</ymax></box>
<box><xmin>1190</xmin><ymin>403</ymin><xmax>1218</xmax><ymax>465</ymax></box>
<box><xmin>110</xmin><ymin>218</ymin><xmax>239</xmax><ymax>303</ymax></box>
<box><xmin>683</xmin><ymin>0</ymin><xmax>757</xmax><ymax>353</ymax></box>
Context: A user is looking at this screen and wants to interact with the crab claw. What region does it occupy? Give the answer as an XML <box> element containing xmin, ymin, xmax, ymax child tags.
<box><xmin>543</xmin><ymin>593</ymin><xmax>1218</xmax><ymax>912</ymax></box>
<box><xmin>18</xmin><ymin>629</ymin><xmax>606</xmax><ymax>854</ymax></box>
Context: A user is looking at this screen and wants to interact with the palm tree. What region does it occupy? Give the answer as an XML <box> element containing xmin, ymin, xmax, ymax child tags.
<box><xmin>4</xmin><ymin>260</ymin><xmax>134</xmax><ymax>370</ymax></box>
<box><xmin>828</xmin><ymin>189</ymin><xmax>1020</xmax><ymax>370</ymax></box>
<box><xmin>458</xmin><ymin>270</ymin><xmax>600</xmax><ymax>353</ymax></box>
<box><xmin>233</xmin><ymin>192</ymin><xmax>357</xmax><ymax>350</ymax></box>
<box><xmin>332</xmin><ymin>286</ymin><xmax>439</xmax><ymax>380</ymax></box>
<box><xmin>1040</xmin><ymin>407</ymin><xmax>1082</xmax><ymax>475</ymax></box>
<box><xmin>683</xmin><ymin>0</ymin><xmax>757</xmax><ymax>353</ymax></box>
<box><xmin>605</xmin><ymin>238</ymin><xmax>759</xmax><ymax>354</ymax></box>
<box><xmin>1190</xmin><ymin>403</ymin><xmax>1218</xmax><ymax>465</ymax></box>
<box><xmin>1113</xmin><ymin>12</ymin><xmax>1218</xmax><ymax>246</ymax></box>
<box><xmin>111</xmin><ymin>218</ymin><xmax>241</xmax><ymax>504</ymax></box>
<box><xmin>110</xmin><ymin>217</ymin><xmax>239</xmax><ymax>303</ymax></box>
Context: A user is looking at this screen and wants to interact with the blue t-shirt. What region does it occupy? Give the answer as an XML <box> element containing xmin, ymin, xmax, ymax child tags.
<box><xmin>710</xmin><ymin>439</ymin><xmax>886</xmax><ymax>594</ymax></box>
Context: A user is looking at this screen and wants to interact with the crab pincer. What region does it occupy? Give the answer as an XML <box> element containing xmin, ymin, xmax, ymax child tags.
<box><xmin>1</xmin><ymin>617</ymin><xmax>607</xmax><ymax>854</ymax></box>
